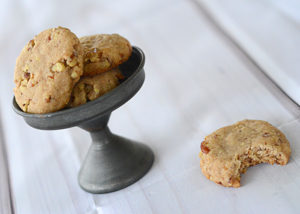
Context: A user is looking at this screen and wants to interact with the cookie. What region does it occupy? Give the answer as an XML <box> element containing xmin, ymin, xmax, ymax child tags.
<box><xmin>80</xmin><ymin>34</ymin><xmax>132</xmax><ymax>76</ymax></box>
<box><xmin>14</xmin><ymin>27</ymin><xmax>84</xmax><ymax>114</ymax></box>
<box><xmin>68</xmin><ymin>68</ymin><xmax>124</xmax><ymax>107</ymax></box>
<box><xmin>199</xmin><ymin>120</ymin><xmax>291</xmax><ymax>187</ymax></box>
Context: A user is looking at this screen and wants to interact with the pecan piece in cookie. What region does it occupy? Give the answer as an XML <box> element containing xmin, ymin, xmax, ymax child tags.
<box><xmin>201</xmin><ymin>141</ymin><xmax>210</xmax><ymax>154</ymax></box>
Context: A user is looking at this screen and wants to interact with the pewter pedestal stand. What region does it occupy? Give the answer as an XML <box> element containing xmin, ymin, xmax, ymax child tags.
<box><xmin>13</xmin><ymin>47</ymin><xmax>154</xmax><ymax>193</ymax></box>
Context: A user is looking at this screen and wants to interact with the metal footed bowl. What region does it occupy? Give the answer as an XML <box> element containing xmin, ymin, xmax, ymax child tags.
<box><xmin>12</xmin><ymin>46</ymin><xmax>154</xmax><ymax>194</ymax></box>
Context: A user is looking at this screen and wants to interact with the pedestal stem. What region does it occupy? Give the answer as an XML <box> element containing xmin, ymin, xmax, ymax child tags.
<box><xmin>90</xmin><ymin>126</ymin><xmax>113</xmax><ymax>146</ymax></box>
<box><xmin>78</xmin><ymin>119</ymin><xmax>154</xmax><ymax>193</ymax></box>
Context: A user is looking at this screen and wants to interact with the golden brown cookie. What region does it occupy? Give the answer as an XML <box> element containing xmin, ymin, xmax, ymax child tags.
<box><xmin>68</xmin><ymin>68</ymin><xmax>124</xmax><ymax>107</ymax></box>
<box><xmin>13</xmin><ymin>27</ymin><xmax>84</xmax><ymax>114</ymax></box>
<box><xmin>199</xmin><ymin>120</ymin><xmax>291</xmax><ymax>187</ymax></box>
<box><xmin>80</xmin><ymin>34</ymin><xmax>132</xmax><ymax>76</ymax></box>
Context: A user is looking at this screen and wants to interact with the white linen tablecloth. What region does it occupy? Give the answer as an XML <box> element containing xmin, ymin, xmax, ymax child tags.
<box><xmin>0</xmin><ymin>0</ymin><xmax>299</xmax><ymax>213</ymax></box>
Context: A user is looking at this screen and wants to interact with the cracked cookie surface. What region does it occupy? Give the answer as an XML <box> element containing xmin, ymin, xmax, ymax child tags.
<box><xmin>80</xmin><ymin>34</ymin><xmax>132</xmax><ymax>76</ymax></box>
<box><xmin>199</xmin><ymin>120</ymin><xmax>291</xmax><ymax>187</ymax></box>
<box><xmin>68</xmin><ymin>68</ymin><xmax>124</xmax><ymax>107</ymax></box>
<box><xmin>13</xmin><ymin>27</ymin><xmax>84</xmax><ymax>113</ymax></box>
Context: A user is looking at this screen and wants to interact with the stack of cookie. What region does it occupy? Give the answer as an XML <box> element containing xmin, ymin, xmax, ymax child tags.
<box><xmin>13</xmin><ymin>27</ymin><xmax>132</xmax><ymax>114</ymax></box>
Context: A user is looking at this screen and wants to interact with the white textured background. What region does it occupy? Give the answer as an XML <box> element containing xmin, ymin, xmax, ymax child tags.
<box><xmin>0</xmin><ymin>0</ymin><xmax>300</xmax><ymax>213</ymax></box>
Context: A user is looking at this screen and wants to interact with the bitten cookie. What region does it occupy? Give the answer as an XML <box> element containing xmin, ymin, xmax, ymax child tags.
<box><xmin>80</xmin><ymin>34</ymin><xmax>132</xmax><ymax>76</ymax></box>
<box><xmin>199</xmin><ymin>120</ymin><xmax>291</xmax><ymax>187</ymax></box>
<box><xmin>14</xmin><ymin>27</ymin><xmax>84</xmax><ymax>114</ymax></box>
<box><xmin>68</xmin><ymin>68</ymin><xmax>124</xmax><ymax>107</ymax></box>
